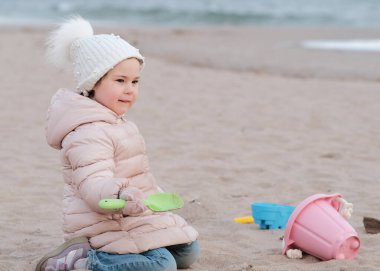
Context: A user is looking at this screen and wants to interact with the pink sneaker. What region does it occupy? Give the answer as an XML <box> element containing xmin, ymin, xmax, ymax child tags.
<box><xmin>35</xmin><ymin>237</ymin><xmax>91</xmax><ymax>271</ymax></box>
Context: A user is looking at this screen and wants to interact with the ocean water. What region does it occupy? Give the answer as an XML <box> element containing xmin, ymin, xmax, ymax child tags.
<box><xmin>1</xmin><ymin>0</ymin><xmax>380</xmax><ymax>27</ymax></box>
<box><xmin>2</xmin><ymin>0</ymin><xmax>380</xmax><ymax>52</ymax></box>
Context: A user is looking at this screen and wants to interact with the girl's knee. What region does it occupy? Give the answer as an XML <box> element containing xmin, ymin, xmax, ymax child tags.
<box><xmin>153</xmin><ymin>248</ymin><xmax>177</xmax><ymax>271</ymax></box>
<box><xmin>162</xmin><ymin>261</ymin><xmax>177</xmax><ymax>271</ymax></box>
<box><xmin>176</xmin><ymin>251</ymin><xmax>199</xmax><ymax>269</ymax></box>
<box><xmin>170</xmin><ymin>241</ymin><xmax>201</xmax><ymax>269</ymax></box>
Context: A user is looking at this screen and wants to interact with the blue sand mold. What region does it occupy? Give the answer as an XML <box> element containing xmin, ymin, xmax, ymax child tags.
<box><xmin>251</xmin><ymin>202</ymin><xmax>295</xmax><ymax>229</ymax></box>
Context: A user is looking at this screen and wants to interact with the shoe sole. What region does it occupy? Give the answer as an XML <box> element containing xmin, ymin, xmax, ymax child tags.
<box><xmin>35</xmin><ymin>236</ymin><xmax>89</xmax><ymax>271</ymax></box>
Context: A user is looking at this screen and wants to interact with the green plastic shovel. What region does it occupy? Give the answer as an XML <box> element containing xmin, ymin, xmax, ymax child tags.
<box><xmin>99</xmin><ymin>192</ymin><xmax>184</xmax><ymax>212</ymax></box>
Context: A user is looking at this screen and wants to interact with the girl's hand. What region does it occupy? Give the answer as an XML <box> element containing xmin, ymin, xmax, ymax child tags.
<box><xmin>119</xmin><ymin>187</ymin><xmax>148</xmax><ymax>216</ymax></box>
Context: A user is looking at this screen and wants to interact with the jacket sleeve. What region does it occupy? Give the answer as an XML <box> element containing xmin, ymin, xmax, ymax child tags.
<box><xmin>62</xmin><ymin>125</ymin><xmax>127</xmax><ymax>213</ymax></box>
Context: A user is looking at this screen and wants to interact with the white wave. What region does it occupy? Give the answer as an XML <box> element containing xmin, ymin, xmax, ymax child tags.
<box><xmin>301</xmin><ymin>39</ymin><xmax>380</xmax><ymax>52</ymax></box>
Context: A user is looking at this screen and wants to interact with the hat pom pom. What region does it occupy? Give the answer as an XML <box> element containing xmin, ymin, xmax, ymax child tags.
<box><xmin>45</xmin><ymin>15</ymin><xmax>93</xmax><ymax>68</ymax></box>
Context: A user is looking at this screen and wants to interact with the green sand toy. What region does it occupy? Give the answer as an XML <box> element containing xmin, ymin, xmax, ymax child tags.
<box><xmin>99</xmin><ymin>192</ymin><xmax>184</xmax><ymax>212</ymax></box>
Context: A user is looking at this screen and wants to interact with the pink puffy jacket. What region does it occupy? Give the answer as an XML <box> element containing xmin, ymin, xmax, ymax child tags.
<box><xmin>46</xmin><ymin>89</ymin><xmax>198</xmax><ymax>254</ymax></box>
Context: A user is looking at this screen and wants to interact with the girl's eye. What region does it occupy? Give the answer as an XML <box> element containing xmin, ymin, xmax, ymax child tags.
<box><xmin>132</xmin><ymin>80</ymin><xmax>139</xmax><ymax>84</ymax></box>
<box><xmin>116</xmin><ymin>79</ymin><xmax>124</xmax><ymax>83</ymax></box>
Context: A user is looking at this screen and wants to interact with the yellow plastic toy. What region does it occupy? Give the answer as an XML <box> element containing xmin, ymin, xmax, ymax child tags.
<box><xmin>234</xmin><ymin>216</ymin><xmax>254</xmax><ymax>224</ymax></box>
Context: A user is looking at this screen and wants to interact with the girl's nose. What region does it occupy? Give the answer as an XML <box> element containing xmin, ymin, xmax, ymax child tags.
<box><xmin>124</xmin><ymin>83</ymin><xmax>133</xmax><ymax>93</ymax></box>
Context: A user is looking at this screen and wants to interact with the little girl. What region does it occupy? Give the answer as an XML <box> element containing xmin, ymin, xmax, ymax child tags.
<box><xmin>36</xmin><ymin>16</ymin><xmax>199</xmax><ymax>271</ymax></box>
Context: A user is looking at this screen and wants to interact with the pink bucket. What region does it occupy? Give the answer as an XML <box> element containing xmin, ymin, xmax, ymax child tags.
<box><xmin>283</xmin><ymin>194</ymin><xmax>360</xmax><ymax>260</ymax></box>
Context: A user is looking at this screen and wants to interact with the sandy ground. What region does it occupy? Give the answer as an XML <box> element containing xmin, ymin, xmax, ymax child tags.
<box><xmin>0</xmin><ymin>24</ymin><xmax>380</xmax><ymax>270</ymax></box>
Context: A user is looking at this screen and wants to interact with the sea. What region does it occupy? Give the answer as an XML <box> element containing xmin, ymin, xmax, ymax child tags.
<box><xmin>1</xmin><ymin>0</ymin><xmax>380</xmax><ymax>51</ymax></box>
<box><xmin>1</xmin><ymin>0</ymin><xmax>380</xmax><ymax>27</ymax></box>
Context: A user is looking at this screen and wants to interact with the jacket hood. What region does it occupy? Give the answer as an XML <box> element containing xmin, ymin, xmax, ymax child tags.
<box><xmin>46</xmin><ymin>88</ymin><xmax>119</xmax><ymax>149</ymax></box>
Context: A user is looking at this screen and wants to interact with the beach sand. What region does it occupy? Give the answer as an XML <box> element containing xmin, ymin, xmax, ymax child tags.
<box><xmin>0</xmin><ymin>24</ymin><xmax>380</xmax><ymax>270</ymax></box>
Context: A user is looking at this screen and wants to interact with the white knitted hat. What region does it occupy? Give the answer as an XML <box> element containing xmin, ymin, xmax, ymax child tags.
<box><xmin>46</xmin><ymin>16</ymin><xmax>144</xmax><ymax>92</ymax></box>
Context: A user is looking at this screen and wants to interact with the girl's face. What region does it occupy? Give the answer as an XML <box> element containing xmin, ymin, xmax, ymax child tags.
<box><xmin>93</xmin><ymin>58</ymin><xmax>141</xmax><ymax>116</ymax></box>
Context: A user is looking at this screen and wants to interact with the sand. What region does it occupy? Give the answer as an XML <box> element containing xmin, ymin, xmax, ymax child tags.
<box><xmin>0</xmin><ymin>24</ymin><xmax>379</xmax><ymax>271</ymax></box>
